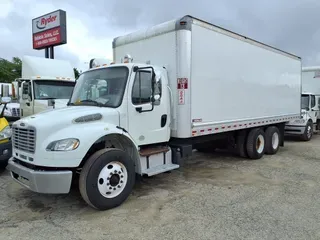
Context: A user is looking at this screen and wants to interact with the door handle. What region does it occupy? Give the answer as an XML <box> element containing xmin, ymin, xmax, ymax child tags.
<box><xmin>26</xmin><ymin>102</ymin><xmax>30</xmax><ymax>106</ymax></box>
<box><xmin>161</xmin><ymin>114</ymin><xmax>167</xmax><ymax>127</ymax></box>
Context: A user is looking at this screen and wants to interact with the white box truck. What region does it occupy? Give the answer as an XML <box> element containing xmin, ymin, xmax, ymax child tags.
<box><xmin>285</xmin><ymin>66</ymin><xmax>320</xmax><ymax>141</ymax></box>
<box><xmin>6</xmin><ymin>15</ymin><xmax>301</xmax><ymax>210</ymax></box>
<box><xmin>11</xmin><ymin>55</ymin><xmax>76</xmax><ymax>119</ymax></box>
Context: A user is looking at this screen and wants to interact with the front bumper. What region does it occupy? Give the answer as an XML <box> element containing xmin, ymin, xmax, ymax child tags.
<box><xmin>0</xmin><ymin>140</ymin><xmax>12</xmax><ymax>162</ymax></box>
<box><xmin>285</xmin><ymin>125</ymin><xmax>305</xmax><ymax>135</ymax></box>
<box><xmin>6</xmin><ymin>158</ymin><xmax>73</xmax><ymax>194</ymax></box>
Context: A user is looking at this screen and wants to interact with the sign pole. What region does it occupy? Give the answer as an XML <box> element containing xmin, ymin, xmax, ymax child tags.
<box><xmin>45</xmin><ymin>47</ymin><xmax>49</xmax><ymax>58</ymax></box>
<box><xmin>50</xmin><ymin>46</ymin><xmax>54</xmax><ymax>59</ymax></box>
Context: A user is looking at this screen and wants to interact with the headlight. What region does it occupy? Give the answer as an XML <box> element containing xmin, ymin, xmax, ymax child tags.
<box><xmin>295</xmin><ymin>119</ymin><xmax>305</xmax><ymax>124</ymax></box>
<box><xmin>0</xmin><ymin>126</ymin><xmax>11</xmax><ymax>140</ymax></box>
<box><xmin>46</xmin><ymin>138</ymin><xmax>80</xmax><ymax>151</ymax></box>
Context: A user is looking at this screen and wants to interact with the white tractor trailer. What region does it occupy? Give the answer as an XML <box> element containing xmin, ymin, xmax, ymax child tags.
<box><xmin>7</xmin><ymin>15</ymin><xmax>301</xmax><ymax>210</ymax></box>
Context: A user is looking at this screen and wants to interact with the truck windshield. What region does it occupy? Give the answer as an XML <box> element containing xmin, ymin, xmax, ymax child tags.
<box><xmin>301</xmin><ymin>94</ymin><xmax>309</xmax><ymax>110</ymax></box>
<box><xmin>69</xmin><ymin>66</ymin><xmax>129</xmax><ymax>108</ymax></box>
<box><xmin>33</xmin><ymin>80</ymin><xmax>75</xmax><ymax>99</ymax></box>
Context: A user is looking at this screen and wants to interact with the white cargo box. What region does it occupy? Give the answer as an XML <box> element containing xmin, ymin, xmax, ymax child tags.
<box><xmin>113</xmin><ymin>15</ymin><xmax>301</xmax><ymax>138</ymax></box>
<box><xmin>22</xmin><ymin>55</ymin><xmax>75</xmax><ymax>81</ymax></box>
<box><xmin>301</xmin><ymin>66</ymin><xmax>320</xmax><ymax>95</ymax></box>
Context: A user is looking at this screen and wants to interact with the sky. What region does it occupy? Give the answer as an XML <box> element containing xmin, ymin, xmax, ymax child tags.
<box><xmin>0</xmin><ymin>0</ymin><xmax>320</xmax><ymax>72</ymax></box>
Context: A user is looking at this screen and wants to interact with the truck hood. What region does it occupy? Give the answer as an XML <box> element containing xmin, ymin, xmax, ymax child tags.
<box><xmin>4</xmin><ymin>103</ymin><xmax>20</xmax><ymax>109</ymax></box>
<box><xmin>13</xmin><ymin>106</ymin><xmax>120</xmax><ymax>130</ymax></box>
<box><xmin>0</xmin><ymin>102</ymin><xmax>20</xmax><ymax>111</ymax></box>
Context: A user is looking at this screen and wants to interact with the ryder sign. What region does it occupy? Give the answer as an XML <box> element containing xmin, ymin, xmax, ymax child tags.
<box><xmin>32</xmin><ymin>10</ymin><xmax>67</xmax><ymax>50</ymax></box>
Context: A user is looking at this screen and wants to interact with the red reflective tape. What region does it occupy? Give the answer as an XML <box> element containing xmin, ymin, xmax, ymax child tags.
<box><xmin>228</xmin><ymin>126</ymin><xmax>231</xmax><ymax>128</ymax></box>
<box><xmin>239</xmin><ymin>124</ymin><xmax>242</xmax><ymax>126</ymax></box>
<box><xmin>200</xmin><ymin>130</ymin><xmax>204</xmax><ymax>133</ymax></box>
<box><xmin>222</xmin><ymin>126</ymin><xmax>225</xmax><ymax>129</ymax></box>
<box><xmin>215</xmin><ymin>128</ymin><xmax>219</xmax><ymax>130</ymax></box>
<box><xmin>208</xmin><ymin>128</ymin><xmax>212</xmax><ymax>131</ymax></box>
<box><xmin>234</xmin><ymin>125</ymin><xmax>237</xmax><ymax>127</ymax></box>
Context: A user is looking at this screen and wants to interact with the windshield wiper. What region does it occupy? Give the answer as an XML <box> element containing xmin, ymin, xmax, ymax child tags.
<box><xmin>38</xmin><ymin>97</ymin><xmax>57</xmax><ymax>100</ymax></box>
<box><xmin>78</xmin><ymin>99</ymin><xmax>104</xmax><ymax>107</ymax></box>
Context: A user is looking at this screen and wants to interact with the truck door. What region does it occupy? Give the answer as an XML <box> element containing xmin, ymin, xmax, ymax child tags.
<box><xmin>127</xmin><ymin>68</ymin><xmax>169</xmax><ymax>146</ymax></box>
<box><xmin>20</xmin><ymin>81</ymin><xmax>33</xmax><ymax>117</ymax></box>
<box><xmin>310</xmin><ymin>94</ymin><xmax>317</xmax><ymax>123</ymax></box>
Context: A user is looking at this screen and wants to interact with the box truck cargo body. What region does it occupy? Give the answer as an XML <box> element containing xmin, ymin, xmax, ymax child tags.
<box><xmin>285</xmin><ymin>66</ymin><xmax>320</xmax><ymax>140</ymax></box>
<box><xmin>7</xmin><ymin>15</ymin><xmax>301</xmax><ymax>211</ymax></box>
<box><xmin>113</xmin><ymin>16</ymin><xmax>301</xmax><ymax>140</ymax></box>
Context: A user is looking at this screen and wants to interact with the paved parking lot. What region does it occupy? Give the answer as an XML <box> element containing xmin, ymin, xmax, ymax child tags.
<box><xmin>1</xmin><ymin>135</ymin><xmax>320</xmax><ymax>240</ymax></box>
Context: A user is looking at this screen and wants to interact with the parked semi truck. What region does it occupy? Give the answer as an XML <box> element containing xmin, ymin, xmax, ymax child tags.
<box><xmin>0</xmin><ymin>83</ymin><xmax>20</xmax><ymax>121</ymax></box>
<box><xmin>7</xmin><ymin>15</ymin><xmax>301</xmax><ymax>210</ymax></box>
<box><xmin>285</xmin><ymin>66</ymin><xmax>320</xmax><ymax>141</ymax></box>
<box><xmin>10</xmin><ymin>55</ymin><xmax>76</xmax><ymax>119</ymax></box>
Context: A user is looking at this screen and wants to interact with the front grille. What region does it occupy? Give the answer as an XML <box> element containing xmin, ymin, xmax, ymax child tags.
<box><xmin>12</xmin><ymin>126</ymin><xmax>36</xmax><ymax>153</ymax></box>
<box><xmin>12</xmin><ymin>108</ymin><xmax>20</xmax><ymax>117</ymax></box>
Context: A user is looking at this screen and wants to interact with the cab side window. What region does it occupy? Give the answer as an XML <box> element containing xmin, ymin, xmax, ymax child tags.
<box><xmin>311</xmin><ymin>95</ymin><xmax>316</xmax><ymax>108</ymax></box>
<box><xmin>132</xmin><ymin>71</ymin><xmax>152</xmax><ymax>105</ymax></box>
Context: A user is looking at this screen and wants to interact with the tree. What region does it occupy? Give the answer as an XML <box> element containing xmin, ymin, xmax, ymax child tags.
<box><xmin>0</xmin><ymin>57</ymin><xmax>21</xmax><ymax>83</ymax></box>
<box><xmin>12</xmin><ymin>57</ymin><xmax>22</xmax><ymax>77</ymax></box>
<box><xmin>73</xmin><ymin>67</ymin><xmax>80</xmax><ymax>79</ymax></box>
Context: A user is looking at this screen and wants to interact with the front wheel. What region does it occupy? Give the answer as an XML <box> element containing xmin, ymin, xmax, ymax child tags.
<box><xmin>301</xmin><ymin>121</ymin><xmax>313</xmax><ymax>141</ymax></box>
<box><xmin>79</xmin><ymin>148</ymin><xmax>135</xmax><ymax>210</ymax></box>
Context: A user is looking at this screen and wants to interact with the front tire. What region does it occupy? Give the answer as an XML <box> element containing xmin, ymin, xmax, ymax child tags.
<box><xmin>301</xmin><ymin>121</ymin><xmax>313</xmax><ymax>141</ymax></box>
<box><xmin>246</xmin><ymin>128</ymin><xmax>265</xmax><ymax>159</ymax></box>
<box><xmin>79</xmin><ymin>148</ymin><xmax>135</xmax><ymax>210</ymax></box>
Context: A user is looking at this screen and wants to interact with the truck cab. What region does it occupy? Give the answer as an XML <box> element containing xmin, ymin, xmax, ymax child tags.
<box><xmin>16</xmin><ymin>77</ymin><xmax>75</xmax><ymax>118</ymax></box>
<box><xmin>285</xmin><ymin>66</ymin><xmax>320</xmax><ymax>141</ymax></box>
<box><xmin>11</xmin><ymin>55</ymin><xmax>76</xmax><ymax>119</ymax></box>
<box><xmin>285</xmin><ymin>93</ymin><xmax>320</xmax><ymax>141</ymax></box>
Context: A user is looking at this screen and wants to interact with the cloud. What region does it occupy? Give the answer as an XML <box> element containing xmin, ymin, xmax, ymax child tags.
<box><xmin>82</xmin><ymin>0</ymin><xmax>320</xmax><ymax>66</ymax></box>
<box><xmin>1</xmin><ymin>0</ymin><xmax>320</xmax><ymax>71</ymax></box>
<box><xmin>0</xmin><ymin>0</ymin><xmax>114</xmax><ymax>71</ymax></box>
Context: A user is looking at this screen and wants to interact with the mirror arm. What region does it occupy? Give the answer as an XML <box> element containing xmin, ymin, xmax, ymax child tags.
<box><xmin>0</xmin><ymin>103</ymin><xmax>6</xmax><ymax>118</ymax></box>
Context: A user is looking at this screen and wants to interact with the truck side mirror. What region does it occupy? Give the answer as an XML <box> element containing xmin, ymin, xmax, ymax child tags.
<box><xmin>151</xmin><ymin>71</ymin><xmax>156</xmax><ymax>100</ymax></box>
<box><xmin>22</xmin><ymin>82</ymin><xmax>32</xmax><ymax>101</ymax></box>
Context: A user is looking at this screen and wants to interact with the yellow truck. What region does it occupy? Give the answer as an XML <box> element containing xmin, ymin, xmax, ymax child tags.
<box><xmin>0</xmin><ymin>97</ymin><xmax>12</xmax><ymax>169</ymax></box>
